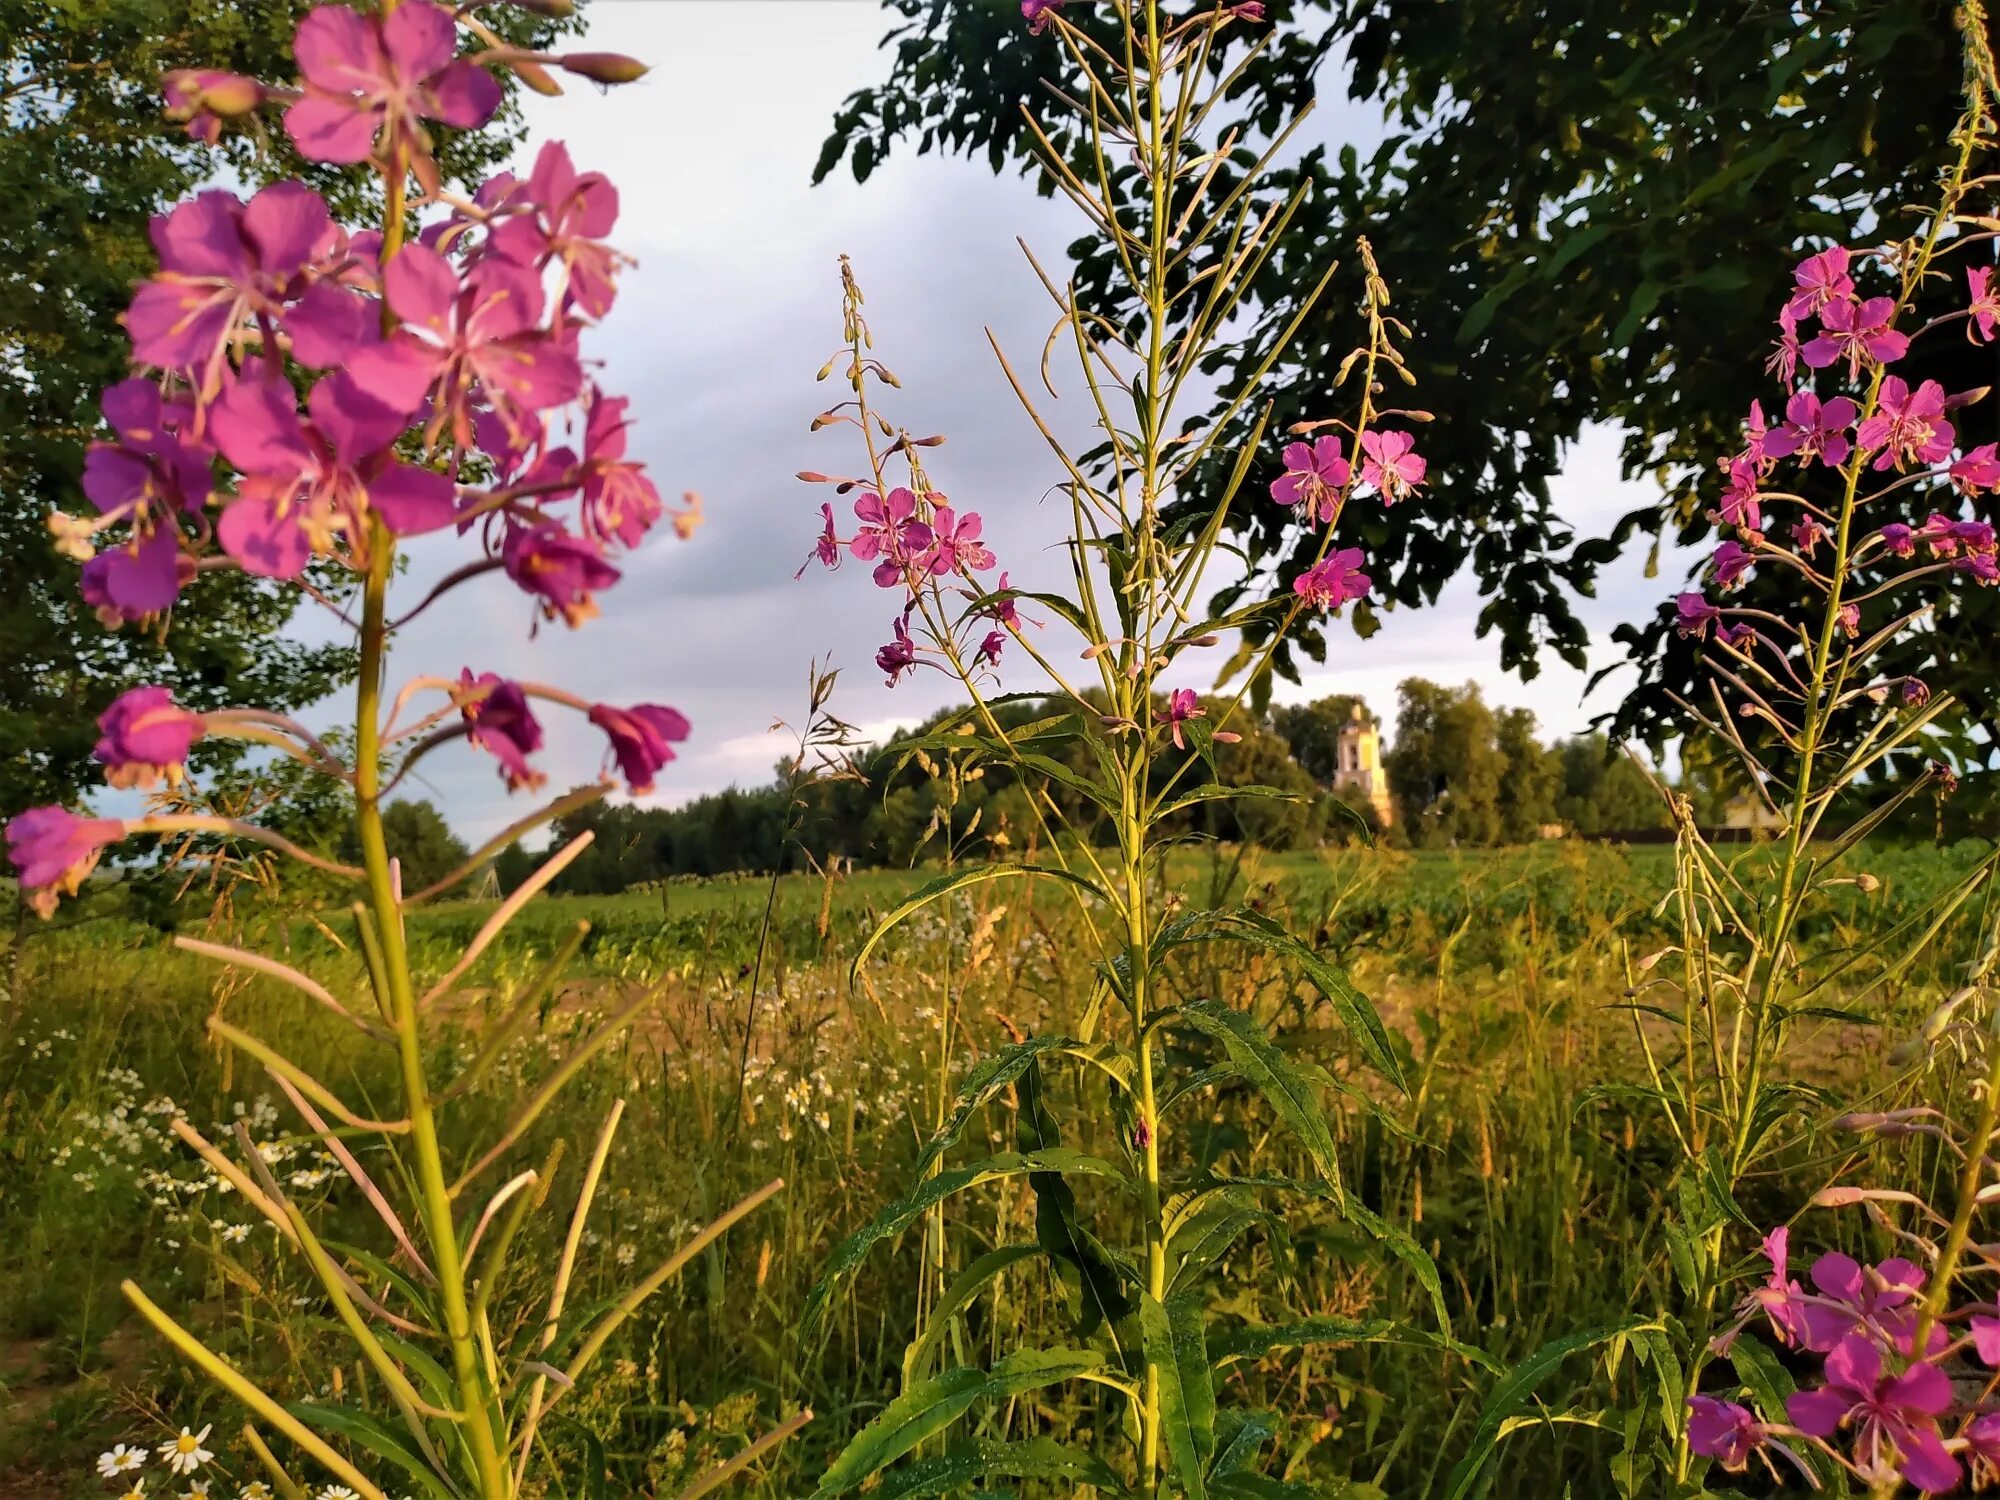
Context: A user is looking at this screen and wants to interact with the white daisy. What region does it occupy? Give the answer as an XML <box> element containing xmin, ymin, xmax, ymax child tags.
<box><xmin>98</xmin><ymin>1445</ymin><xmax>147</xmax><ymax>1478</ymax></box>
<box><xmin>238</xmin><ymin>1484</ymin><xmax>273</xmax><ymax>1500</ymax></box>
<box><xmin>158</xmin><ymin>1425</ymin><xmax>213</xmax><ymax>1475</ymax></box>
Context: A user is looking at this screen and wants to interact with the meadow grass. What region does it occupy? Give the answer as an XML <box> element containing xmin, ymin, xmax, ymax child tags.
<box><xmin>2</xmin><ymin>837</ymin><xmax>1985</xmax><ymax>1497</ymax></box>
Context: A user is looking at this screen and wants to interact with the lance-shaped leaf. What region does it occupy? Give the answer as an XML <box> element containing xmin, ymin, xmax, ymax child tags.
<box><xmin>903</xmin><ymin>1243</ymin><xmax>1042</xmax><ymax>1385</ymax></box>
<box><xmin>1019</xmin><ymin>1051</ymin><xmax>1138</xmax><ymax>1335</ymax></box>
<box><xmin>803</xmin><ymin>1149</ymin><xmax>1132</xmax><ymax>1333</ymax></box>
<box><xmin>1141</xmin><ymin>1292</ymin><xmax>1215</xmax><ymax>1494</ymax></box>
<box><xmin>1209</xmin><ymin>1315</ymin><xmax>1399</xmax><ymax>1367</ymax></box>
<box><xmin>871</xmin><ymin>1436</ymin><xmax>1131</xmax><ymax>1498</ymax></box>
<box><xmin>1164</xmin><ymin>1185</ymin><xmax>1283</xmax><ymax>1295</ymax></box>
<box><xmin>810</xmin><ymin>1348</ymin><xmax>1105</xmax><ymax>1498</ymax></box>
<box><xmin>914</xmin><ymin>1034</ymin><xmax>1088</xmax><ymax>1179</ymax></box>
<box><xmin>1170</xmin><ymin>1000</ymin><xmax>1343</xmax><ymax>1200</ymax></box>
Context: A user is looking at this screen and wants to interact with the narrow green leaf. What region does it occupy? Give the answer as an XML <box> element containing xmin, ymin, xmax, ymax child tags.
<box><xmin>1209</xmin><ymin>1315</ymin><xmax>1399</xmax><ymax>1366</ymax></box>
<box><xmin>810</xmin><ymin>1349</ymin><xmax>1105</xmax><ymax>1498</ymax></box>
<box><xmin>903</xmin><ymin>1243</ymin><xmax>1041</xmax><ymax>1384</ymax></box>
<box><xmin>871</xmin><ymin>1437</ymin><xmax>1130</xmax><ymax>1498</ymax></box>
<box><xmin>1173</xmin><ymin>1000</ymin><xmax>1343</xmax><ymax>1201</ymax></box>
<box><xmin>914</xmin><ymin>1035</ymin><xmax>1087</xmax><ymax>1179</ymax></box>
<box><xmin>1141</xmin><ymin>1293</ymin><xmax>1214</xmax><ymax>1495</ymax></box>
<box><xmin>851</xmin><ymin>864</ymin><xmax>1109</xmax><ymax>980</ymax></box>
<box><xmin>286</xmin><ymin>1401</ymin><xmax>454</xmax><ymax>1500</ymax></box>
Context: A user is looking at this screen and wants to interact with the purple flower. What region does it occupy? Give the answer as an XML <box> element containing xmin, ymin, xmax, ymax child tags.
<box><xmin>1970</xmin><ymin>265</ymin><xmax>1999</xmax><ymax>343</ymax></box>
<box><xmin>1165</xmin><ymin>688</ymin><xmax>1205</xmax><ymax>750</ymax></box>
<box><xmin>363</xmin><ymin>245</ymin><xmax>584</xmax><ymax>439</ymax></box>
<box><xmin>1951</xmin><ymin>443</ymin><xmax>2000</xmax><ymax>495</ymax></box>
<box><xmin>1710</xmin><ymin>540</ymin><xmax>1755</xmax><ymax>591</ymax></box>
<box><xmin>1686</xmin><ymin>1396</ymin><xmax>1765</xmax><ymax>1472</ymax></box>
<box><xmin>1766</xmin><ymin>306</ymin><xmax>1803</xmax><ymax>385</ymax></box>
<box><xmin>1270</xmin><ymin>437</ymin><xmax>1351</xmax><ymax>522</ymax></box>
<box><xmin>799</xmin><ymin>503</ymin><xmax>843</xmax><ymax>578</ymax></box>
<box><xmin>876</xmin><ymin>616</ymin><xmax>917</xmax><ymax>685</ymax></box>
<box><xmin>1022</xmin><ymin>0</ymin><xmax>1063</xmax><ymax>33</ymax></box>
<box><xmin>285</xmin><ymin>2</ymin><xmax>500</xmax><ymax>172</ymax></box>
<box><xmin>1716</xmin><ymin>456</ymin><xmax>1762</xmax><ymax>531</ymax></box>
<box><xmin>923</xmin><ymin>506</ymin><xmax>996</xmax><ymax>576</ymax></box>
<box><xmin>1715</xmin><ymin>621</ymin><xmax>1758</xmax><ymax>650</ymax></box>
<box><xmin>208</xmin><ymin>375</ymin><xmax>454</xmax><ymax>578</ymax></box>
<box><xmin>1786</xmin><ymin>246</ymin><xmax>1855</xmax><ymax>320</ymax></box>
<box><xmin>94</xmin><ymin>686</ymin><xmax>205</xmax><ymax>790</ymax></box>
<box><xmin>126</xmin><ymin>184</ymin><xmax>334</xmax><ymax>384</ymax></box>
<box><xmin>487</xmin><ymin>142</ymin><xmax>623</xmax><ymax>320</ymax></box>
<box><xmin>572</xmin><ymin>391</ymin><xmax>661</xmax><ymax>549</ymax></box>
<box><xmin>6</xmin><ymin>807</ymin><xmax>126</xmax><ymax>919</ymax></box>
<box><xmin>1786</xmin><ymin>1336</ymin><xmax>1958</xmax><ymax>1493</ymax></box>
<box><xmin>1739</xmin><ymin>400</ymin><xmax>1773</xmax><ymax>466</ymax></box>
<box><xmin>1956</xmin><ymin>551</ymin><xmax>2000</xmax><ymax>584</ymax></box>
<box><xmin>457</xmin><ymin>670</ymin><xmax>544</xmax><ymax>792</ymax></box>
<box><xmin>1762</xmin><ymin>391</ymin><xmax>1856</xmax><ymax>469</ymax></box>
<box><xmin>1797</xmin><ymin>1253</ymin><xmax>1934</xmax><ymax>1355</ymax></box>
<box><xmin>1674</xmin><ymin>592</ymin><xmax>1720</xmax><ymax>638</ymax></box>
<box><xmin>1878</xmin><ymin>522</ymin><xmax>1917</xmax><ymax>558</ymax></box>
<box><xmin>1836</xmin><ymin>602</ymin><xmax>1861</xmax><ymax>637</ymax></box>
<box><xmin>1359</xmin><ymin>429</ymin><xmax>1425</xmax><ymax>503</ymax></box>
<box><xmin>1293</xmin><ymin>548</ymin><xmax>1370</xmax><ymax>610</ymax></box>
<box><xmin>81</xmin><ymin>380</ymin><xmax>214</xmax><ymax>530</ymax></box>
<box><xmin>1801</xmin><ymin>296</ymin><xmax>1909</xmax><ymax>379</ymax></box>
<box><xmin>850</xmin><ymin>488</ymin><xmax>932</xmax><ymax>589</ymax></box>
<box><xmin>502</xmin><ymin>524</ymin><xmax>620</xmax><ymax>626</ymax></box>
<box><xmin>1789</xmin><ymin>516</ymin><xmax>1829</xmax><ymax>557</ymax></box>
<box><xmin>81</xmin><ymin>527</ymin><xmax>187</xmax><ymax>624</ymax></box>
<box><xmin>1902</xmin><ymin>678</ymin><xmax>1932</xmax><ymax>707</ymax></box>
<box><xmin>161</xmin><ymin>69</ymin><xmax>266</xmax><ymax>144</ymax></box>
<box><xmin>976</xmin><ymin>630</ymin><xmax>1006</xmax><ymax>668</ymax></box>
<box><xmin>1967</xmin><ymin>1413</ymin><xmax>2000</xmax><ymax>1490</ymax></box>
<box><xmin>589</xmin><ymin>702</ymin><xmax>690</xmax><ymax>795</ymax></box>
<box><xmin>1855</xmin><ymin>377</ymin><xmax>1955</xmax><ymax>472</ymax></box>
<box><xmin>987</xmin><ymin>571</ymin><xmax>1023</xmax><ymax>629</ymax></box>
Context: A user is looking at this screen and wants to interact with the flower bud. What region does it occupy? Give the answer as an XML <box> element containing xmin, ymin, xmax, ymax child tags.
<box><xmin>507</xmin><ymin>57</ymin><xmax>564</xmax><ymax>97</ymax></box>
<box><xmin>561</xmin><ymin>52</ymin><xmax>651</xmax><ymax>85</ymax></box>
<box><xmin>503</xmin><ymin>0</ymin><xmax>576</xmax><ymax>15</ymax></box>
<box><xmin>1855</xmin><ymin>872</ymin><xmax>1881</xmax><ymax>893</ymax></box>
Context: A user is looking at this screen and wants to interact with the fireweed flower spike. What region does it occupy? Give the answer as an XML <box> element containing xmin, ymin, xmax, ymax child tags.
<box><xmin>0</xmin><ymin>7</ymin><xmax>817</xmax><ymax>1496</ymax></box>
<box><xmin>1294</xmin><ymin>548</ymin><xmax>1371</xmax><ymax>611</ymax></box>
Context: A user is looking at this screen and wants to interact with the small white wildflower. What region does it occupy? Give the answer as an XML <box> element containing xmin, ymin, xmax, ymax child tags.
<box><xmin>615</xmin><ymin>1242</ymin><xmax>636</xmax><ymax>1267</ymax></box>
<box><xmin>98</xmin><ymin>1444</ymin><xmax>146</xmax><ymax>1477</ymax></box>
<box><xmin>159</xmin><ymin>1425</ymin><xmax>213</xmax><ymax>1475</ymax></box>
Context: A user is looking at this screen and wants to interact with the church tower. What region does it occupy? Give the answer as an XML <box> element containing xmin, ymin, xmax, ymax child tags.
<box><xmin>1331</xmin><ymin>704</ymin><xmax>1394</xmax><ymax>827</ymax></box>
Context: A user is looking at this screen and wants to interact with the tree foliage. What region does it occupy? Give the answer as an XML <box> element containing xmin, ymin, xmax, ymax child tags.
<box><xmin>817</xmin><ymin>0</ymin><xmax>1998</xmax><ymax>758</ymax></box>
<box><xmin>0</xmin><ymin>0</ymin><xmax>574</xmax><ymax>819</ymax></box>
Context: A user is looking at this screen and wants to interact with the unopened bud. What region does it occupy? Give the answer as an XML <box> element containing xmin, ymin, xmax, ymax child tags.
<box><xmin>47</xmin><ymin>511</ymin><xmax>96</xmax><ymax>562</ymax></box>
<box><xmin>503</xmin><ymin>0</ymin><xmax>576</xmax><ymax>16</ymax></box>
<box><xmin>911</xmin><ymin>434</ymin><xmax>947</xmax><ymax>447</ymax></box>
<box><xmin>560</xmin><ymin>52</ymin><xmax>650</xmax><ymax>85</ymax></box>
<box><xmin>1855</xmin><ymin>872</ymin><xmax>1881</xmax><ymax>893</ymax></box>
<box><xmin>508</xmin><ymin>57</ymin><xmax>563</xmax><ymax>97</ymax></box>
<box><xmin>163</xmin><ymin>69</ymin><xmax>265</xmax><ymax>119</ymax></box>
<box><xmin>1213</xmin><ymin>731</ymin><xmax>1242</xmax><ymax>744</ymax></box>
<box><xmin>1810</xmin><ymin>1186</ymin><xmax>1869</xmax><ymax>1207</ymax></box>
<box><xmin>796</xmin><ymin>471</ymin><xmax>830</xmax><ymax>484</ymax></box>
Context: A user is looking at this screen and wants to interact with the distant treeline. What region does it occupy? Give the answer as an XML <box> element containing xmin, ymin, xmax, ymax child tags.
<box><xmin>485</xmin><ymin>679</ymin><xmax>1761</xmax><ymax>898</ymax></box>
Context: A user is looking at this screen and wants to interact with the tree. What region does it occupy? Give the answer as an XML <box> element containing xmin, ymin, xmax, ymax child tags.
<box><xmin>1269</xmin><ymin>694</ymin><xmax>1370</xmax><ymax>784</ymax></box>
<box><xmin>1384</xmin><ymin>679</ymin><xmax>1503</xmax><ymax>847</ymax></box>
<box><xmin>0</xmin><ymin>1</ymin><xmax>574</xmax><ymax>824</ymax></box>
<box><xmin>1555</xmin><ymin>735</ymin><xmax>1671</xmax><ymax>837</ymax></box>
<box><xmin>818</xmin><ymin>1</ymin><xmax>1997</xmax><ymax>757</ymax></box>
<box><xmin>376</xmin><ymin>801</ymin><xmax>471</xmax><ymax>896</ymax></box>
<box><xmin>1495</xmin><ymin>707</ymin><xmax>1561</xmax><ymax>843</ymax></box>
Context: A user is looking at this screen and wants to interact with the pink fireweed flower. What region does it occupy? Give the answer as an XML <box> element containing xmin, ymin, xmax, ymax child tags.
<box><xmin>922</xmin><ymin>506</ymin><xmax>996</xmax><ymax>576</ymax></box>
<box><xmin>1957</xmin><ymin>551</ymin><xmax>2000</xmax><ymax>584</ymax></box>
<box><xmin>799</xmin><ymin>503</ymin><xmax>843</xmax><ymax>578</ymax></box>
<box><xmin>589</xmin><ymin>703</ymin><xmax>690</xmax><ymax>795</ymax></box>
<box><xmin>1715</xmin><ymin>621</ymin><xmax>1759</xmax><ymax>650</ymax></box>
<box><xmin>1685</xmin><ymin>1397</ymin><xmax>1765</xmax><ymax>1472</ymax></box>
<box><xmin>1022</xmin><ymin>0</ymin><xmax>1063</xmax><ymax>33</ymax></box>
<box><xmin>976</xmin><ymin>629</ymin><xmax>1006</xmax><ymax>668</ymax></box>
<box><xmin>126</xmin><ymin>183</ymin><xmax>336</xmax><ymax>384</ymax></box>
<box><xmin>285</xmin><ymin>1</ymin><xmax>500</xmax><ymax>171</ymax></box>
<box><xmin>568</xmin><ymin>391</ymin><xmax>661</xmax><ymax>549</ymax></box>
<box><xmin>487</xmin><ymin>142</ymin><xmax>623</xmax><ymax>320</ymax></box>
<box><xmin>1878</xmin><ymin>522</ymin><xmax>1917</xmax><ymax>558</ymax></box>
<box><xmin>94</xmin><ymin>686</ymin><xmax>204</xmax><ymax>790</ymax></box>
<box><xmin>986</xmin><ymin>571</ymin><xmax>1023</xmax><ymax>629</ymax></box>
<box><xmin>80</xmin><ymin>526</ymin><xmax>187</xmax><ymax>623</ymax></box>
<box><xmin>1359</xmin><ymin>429</ymin><xmax>1425</xmax><ymax>503</ymax></box>
<box><xmin>1951</xmin><ymin>442</ymin><xmax>2000</xmax><ymax>495</ymax></box>
<box><xmin>1855</xmin><ymin>377</ymin><xmax>1955</xmax><ymax>471</ymax></box>
<box><xmin>1836</xmin><ymin>602</ymin><xmax>1861</xmax><ymax>636</ymax></box>
<box><xmin>1786</xmin><ymin>1336</ymin><xmax>1958</xmax><ymax>1493</ymax></box>
<box><xmin>1165</xmin><ymin>688</ymin><xmax>1205</xmax><ymax>750</ymax></box>
<box><xmin>1903</xmin><ymin>678</ymin><xmax>1932</xmax><ymax>707</ymax></box>
<box><xmin>1801</xmin><ymin>295</ymin><xmax>1909</xmax><ymax>379</ymax></box>
<box><xmin>457</xmin><ymin>670</ymin><xmax>544</xmax><ymax>792</ymax></box>
<box><xmin>208</xmin><ymin>375</ymin><xmax>456</xmax><ymax>578</ymax></box>
<box><xmin>363</xmin><ymin>244</ymin><xmax>584</xmax><ymax>439</ymax></box>
<box><xmin>849</xmin><ymin>488</ymin><xmax>932</xmax><ymax>588</ymax></box>
<box><xmin>1739</xmin><ymin>400</ymin><xmax>1773</xmax><ymax>467</ymax></box>
<box><xmin>1790</xmin><ymin>516</ymin><xmax>1829</xmax><ymax>557</ymax></box>
<box><xmin>1269</xmin><ymin>437</ymin><xmax>1351</xmax><ymax>522</ymax></box>
<box><xmin>1762</xmin><ymin>391</ymin><xmax>1856</xmax><ymax>469</ymax></box>
<box><xmin>1786</xmin><ymin>246</ymin><xmax>1855</xmax><ymax>320</ymax></box>
<box><xmin>502</xmin><ymin>524</ymin><xmax>620</xmax><ymax>626</ymax></box>
<box><xmin>1766</xmin><ymin>306</ymin><xmax>1803</xmax><ymax>385</ymax></box>
<box><xmin>1710</xmin><ymin>540</ymin><xmax>1755</xmax><ymax>590</ymax></box>
<box><xmin>1293</xmin><ymin>548</ymin><xmax>1370</xmax><ymax>611</ymax></box>
<box><xmin>1970</xmin><ymin>265</ymin><xmax>2000</xmax><ymax>343</ymax></box>
<box><xmin>876</xmin><ymin>616</ymin><xmax>917</xmax><ymax>685</ymax></box>
<box><xmin>1968</xmin><ymin>1414</ymin><xmax>2000</xmax><ymax>1490</ymax></box>
<box><xmin>81</xmin><ymin>380</ymin><xmax>214</xmax><ymax>532</ymax></box>
<box><xmin>1716</xmin><ymin>456</ymin><xmax>1763</xmax><ymax>532</ymax></box>
<box><xmin>6</xmin><ymin>807</ymin><xmax>126</xmax><ymax>919</ymax></box>
<box><xmin>1796</xmin><ymin>1253</ymin><xmax>1936</xmax><ymax>1355</ymax></box>
<box><xmin>161</xmin><ymin>69</ymin><xmax>266</xmax><ymax>144</ymax></box>
<box><xmin>1674</xmin><ymin>592</ymin><xmax>1720</xmax><ymax>638</ymax></box>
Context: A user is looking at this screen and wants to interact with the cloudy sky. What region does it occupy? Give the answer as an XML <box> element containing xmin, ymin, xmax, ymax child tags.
<box><xmin>361</xmin><ymin>1</ymin><xmax>1701</xmax><ymax>841</ymax></box>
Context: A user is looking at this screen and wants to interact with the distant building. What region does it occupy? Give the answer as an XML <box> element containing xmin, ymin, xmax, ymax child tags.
<box><xmin>1331</xmin><ymin>705</ymin><xmax>1395</xmax><ymax>827</ymax></box>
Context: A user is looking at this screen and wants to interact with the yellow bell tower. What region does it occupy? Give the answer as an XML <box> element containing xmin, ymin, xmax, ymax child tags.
<box><xmin>1331</xmin><ymin>704</ymin><xmax>1394</xmax><ymax>827</ymax></box>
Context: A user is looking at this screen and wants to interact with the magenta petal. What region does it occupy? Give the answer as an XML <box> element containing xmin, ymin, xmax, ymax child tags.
<box><xmin>381</xmin><ymin>0</ymin><xmax>458</xmax><ymax>79</ymax></box>
<box><xmin>82</xmin><ymin>447</ymin><xmax>152</xmax><ymax>513</ymax></box>
<box><xmin>126</xmin><ymin>280</ymin><xmax>232</xmax><ymax>371</ymax></box>
<box><xmin>462</xmin><ymin>260</ymin><xmax>544</xmax><ymax>340</ymax></box>
<box><xmin>286</xmin><ymin>283</ymin><xmax>378</xmax><ymax>369</ymax></box>
<box><xmin>101</xmin><ymin>379</ymin><xmax>164</xmax><ymax>438</ymax></box>
<box><xmin>152</xmin><ymin>191</ymin><xmax>247</xmax><ymax>278</ymax></box>
<box><xmin>1784</xmin><ymin>1387</ymin><xmax>1850</xmax><ymax>1439</ymax></box>
<box><xmin>101</xmin><ymin>528</ymin><xmax>185</xmax><ymax>612</ymax></box>
<box><xmin>1887</xmin><ymin>1361</ymin><xmax>1954</xmax><ymax>1417</ymax></box>
<box><xmin>1809</xmin><ymin>1251</ymin><xmax>1863</xmax><ymax>1301</ymax></box>
<box><xmin>242</xmin><ymin>180</ymin><xmax>331</xmax><ymax>276</ymax></box>
<box><xmin>293</xmin><ymin>5</ymin><xmax>383</xmax><ymax>91</ymax></box>
<box><xmin>345</xmin><ymin>335</ymin><xmax>442</xmax><ymax>415</ymax></box>
<box><xmin>474</xmin><ymin>337</ymin><xmax>582</xmax><ymax>411</ymax></box>
<box><xmin>384</xmin><ymin>242</ymin><xmax>458</xmax><ymax>328</ymax></box>
<box><xmin>285</xmin><ymin>95</ymin><xmax>381</xmax><ymax>164</ymax></box>
<box><xmin>217</xmin><ymin>497</ymin><xmax>311</xmax><ymax>579</ymax></box>
<box><xmin>309</xmin><ymin>374</ymin><xmax>408</xmax><ymax>465</ymax></box>
<box><xmin>210</xmin><ymin>380</ymin><xmax>311</xmax><ymax>475</ymax></box>
<box><xmin>573</xmin><ymin>176</ymin><xmax>619</xmax><ymax>240</ymax></box>
<box><xmin>368</xmin><ymin>462</ymin><xmax>455</xmax><ymax>535</ymax></box>
<box><xmin>424</xmin><ymin>59</ymin><xmax>501</xmax><ymax>128</ymax></box>
<box><xmin>1897</xmin><ymin>1428</ymin><xmax>1962</xmax><ymax>1494</ymax></box>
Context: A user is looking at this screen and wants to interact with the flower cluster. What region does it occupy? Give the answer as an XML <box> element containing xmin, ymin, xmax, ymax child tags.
<box><xmin>1269</xmin><ymin>426</ymin><xmax>1423</xmax><ymax>615</ymax></box>
<box><xmin>1690</xmin><ymin>1219</ymin><xmax>2000</xmax><ymax>1492</ymax></box>
<box><xmin>8</xmin><ymin>4</ymin><xmax>695</xmax><ymax>915</ymax></box>
<box><xmin>1676</xmin><ymin>240</ymin><xmax>1998</xmax><ymax>661</ymax></box>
